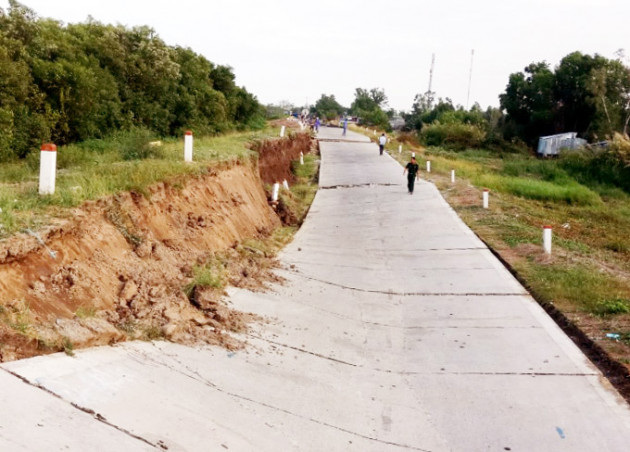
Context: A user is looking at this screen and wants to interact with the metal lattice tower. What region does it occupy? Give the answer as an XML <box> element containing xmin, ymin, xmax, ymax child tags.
<box><xmin>466</xmin><ymin>49</ymin><xmax>475</xmax><ymax>109</ymax></box>
<box><xmin>427</xmin><ymin>53</ymin><xmax>435</xmax><ymax>109</ymax></box>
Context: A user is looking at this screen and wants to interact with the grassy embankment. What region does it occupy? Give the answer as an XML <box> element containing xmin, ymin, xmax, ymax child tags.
<box><xmin>1</xmin><ymin>125</ymin><xmax>319</xmax><ymax>315</ymax></box>
<box><xmin>358</xmin><ymin>125</ymin><xmax>630</xmax><ymax>369</ymax></box>
<box><xmin>0</xmin><ymin>126</ymin><xmax>298</xmax><ymax>239</ymax></box>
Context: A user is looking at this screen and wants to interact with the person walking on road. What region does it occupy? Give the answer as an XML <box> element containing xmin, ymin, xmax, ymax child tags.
<box><xmin>315</xmin><ymin>117</ymin><xmax>320</xmax><ymax>132</ymax></box>
<box><xmin>378</xmin><ymin>133</ymin><xmax>387</xmax><ymax>155</ymax></box>
<box><xmin>403</xmin><ymin>155</ymin><xmax>420</xmax><ymax>194</ymax></box>
<box><xmin>342</xmin><ymin>117</ymin><xmax>348</xmax><ymax>136</ymax></box>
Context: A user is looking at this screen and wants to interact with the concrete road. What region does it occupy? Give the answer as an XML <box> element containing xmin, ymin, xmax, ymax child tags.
<box><xmin>2</xmin><ymin>125</ymin><xmax>630</xmax><ymax>451</ymax></box>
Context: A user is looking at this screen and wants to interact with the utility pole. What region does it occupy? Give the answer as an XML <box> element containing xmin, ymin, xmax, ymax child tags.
<box><xmin>466</xmin><ymin>49</ymin><xmax>475</xmax><ymax>110</ymax></box>
<box><xmin>427</xmin><ymin>53</ymin><xmax>435</xmax><ymax>109</ymax></box>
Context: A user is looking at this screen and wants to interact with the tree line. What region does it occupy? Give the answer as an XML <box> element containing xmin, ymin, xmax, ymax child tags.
<box><xmin>0</xmin><ymin>1</ymin><xmax>263</xmax><ymax>161</ymax></box>
<box><xmin>304</xmin><ymin>51</ymin><xmax>630</xmax><ymax>151</ymax></box>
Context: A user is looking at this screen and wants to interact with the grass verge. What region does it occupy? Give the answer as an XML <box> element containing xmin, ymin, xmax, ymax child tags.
<box><xmin>0</xmin><ymin>127</ymin><xmax>285</xmax><ymax>239</ymax></box>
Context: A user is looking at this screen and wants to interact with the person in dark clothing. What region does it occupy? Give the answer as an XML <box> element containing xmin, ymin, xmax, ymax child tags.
<box><xmin>403</xmin><ymin>156</ymin><xmax>420</xmax><ymax>194</ymax></box>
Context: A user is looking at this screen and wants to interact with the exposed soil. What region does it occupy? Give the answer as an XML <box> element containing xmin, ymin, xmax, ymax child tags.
<box><xmin>254</xmin><ymin>129</ymin><xmax>313</xmax><ymax>186</ymax></box>
<box><xmin>0</xmin><ymin>134</ymin><xmax>313</xmax><ymax>362</ymax></box>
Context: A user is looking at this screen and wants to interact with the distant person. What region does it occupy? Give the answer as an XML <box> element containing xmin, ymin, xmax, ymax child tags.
<box><xmin>403</xmin><ymin>155</ymin><xmax>420</xmax><ymax>194</ymax></box>
<box><xmin>315</xmin><ymin>117</ymin><xmax>320</xmax><ymax>132</ymax></box>
<box><xmin>342</xmin><ymin>117</ymin><xmax>348</xmax><ymax>136</ymax></box>
<box><xmin>378</xmin><ymin>133</ymin><xmax>387</xmax><ymax>155</ymax></box>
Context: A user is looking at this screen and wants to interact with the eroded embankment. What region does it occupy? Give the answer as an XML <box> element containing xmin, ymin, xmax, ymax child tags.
<box><xmin>0</xmin><ymin>132</ymin><xmax>313</xmax><ymax>361</ymax></box>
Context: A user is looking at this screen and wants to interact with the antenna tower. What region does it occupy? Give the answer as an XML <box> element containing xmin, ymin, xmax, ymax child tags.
<box><xmin>466</xmin><ymin>49</ymin><xmax>475</xmax><ymax>109</ymax></box>
<box><xmin>427</xmin><ymin>53</ymin><xmax>435</xmax><ymax>109</ymax></box>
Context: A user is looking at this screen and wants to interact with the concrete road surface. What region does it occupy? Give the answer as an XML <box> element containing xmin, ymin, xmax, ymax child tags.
<box><xmin>2</xmin><ymin>125</ymin><xmax>629</xmax><ymax>451</ymax></box>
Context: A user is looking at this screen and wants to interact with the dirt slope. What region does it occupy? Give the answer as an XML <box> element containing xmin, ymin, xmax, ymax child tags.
<box><xmin>0</xmin><ymin>132</ymin><xmax>312</xmax><ymax>362</ymax></box>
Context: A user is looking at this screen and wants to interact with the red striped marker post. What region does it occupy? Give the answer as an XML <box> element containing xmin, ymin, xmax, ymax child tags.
<box><xmin>39</xmin><ymin>143</ymin><xmax>57</xmax><ymax>195</ymax></box>
<box><xmin>184</xmin><ymin>130</ymin><xmax>193</xmax><ymax>162</ymax></box>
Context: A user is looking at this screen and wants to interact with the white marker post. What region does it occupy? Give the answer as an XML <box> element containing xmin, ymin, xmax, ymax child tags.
<box><xmin>280</xmin><ymin>126</ymin><xmax>286</xmax><ymax>137</ymax></box>
<box><xmin>543</xmin><ymin>226</ymin><xmax>552</xmax><ymax>254</ymax></box>
<box><xmin>300</xmin><ymin>152</ymin><xmax>304</xmax><ymax>165</ymax></box>
<box><xmin>451</xmin><ymin>170</ymin><xmax>455</xmax><ymax>183</ymax></box>
<box><xmin>39</xmin><ymin>143</ymin><xmax>57</xmax><ymax>195</ymax></box>
<box><xmin>272</xmin><ymin>182</ymin><xmax>280</xmax><ymax>202</ymax></box>
<box><xmin>426</xmin><ymin>161</ymin><xmax>431</xmax><ymax>173</ymax></box>
<box><xmin>282</xmin><ymin>180</ymin><xmax>289</xmax><ymax>190</ymax></box>
<box><xmin>482</xmin><ymin>189</ymin><xmax>489</xmax><ymax>209</ymax></box>
<box><xmin>398</xmin><ymin>145</ymin><xmax>402</xmax><ymax>154</ymax></box>
<box><xmin>184</xmin><ymin>130</ymin><xmax>193</xmax><ymax>162</ymax></box>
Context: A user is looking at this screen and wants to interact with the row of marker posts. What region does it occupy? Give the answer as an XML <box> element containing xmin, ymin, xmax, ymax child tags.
<box><xmin>402</xmin><ymin>146</ymin><xmax>553</xmax><ymax>255</ymax></box>
<box><xmin>39</xmin><ymin>126</ymin><xmax>295</xmax><ymax>196</ymax></box>
<box><xmin>271</xmin><ymin>152</ymin><xmax>303</xmax><ymax>203</ymax></box>
<box><xmin>35</xmin><ymin>131</ymin><xmax>553</xmax><ymax>256</ymax></box>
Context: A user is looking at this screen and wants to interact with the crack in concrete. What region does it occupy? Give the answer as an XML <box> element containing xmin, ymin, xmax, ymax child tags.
<box><xmin>246</xmin><ymin>336</ymin><xmax>597</xmax><ymax>380</ymax></box>
<box><xmin>363</xmin><ymin>322</ymin><xmax>542</xmax><ymax>331</ymax></box>
<box><xmin>142</xmin><ymin>343</ymin><xmax>431</xmax><ymax>451</ymax></box>
<box><xmin>377</xmin><ymin>369</ymin><xmax>599</xmax><ymax>377</ymax></box>
<box><xmin>318</xmin><ymin>138</ymin><xmax>371</xmax><ymax>144</ymax></box>
<box><xmin>250</xmin><ymin>334</ymin><xmax>358</xmax><ymax>367</ymax></box>
<box><xmin>288</xmin><ymin>269</ymin><xmax>528</xmax><ymax>297</ymax></box>
<box><xmin>320</xmin><ymin>183</ymin><xmax>402</xmax><ymax>190</ymax></box>
<box><xmin>0</xmin><ymin>367</ymin><xmax>162</xmax><ymax>449</ymax></box>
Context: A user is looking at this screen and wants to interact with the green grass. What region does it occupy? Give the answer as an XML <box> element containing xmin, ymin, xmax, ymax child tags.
<box><xmin>0</xmin><ymin>127</ymin><xmax>280</xmax><ymax>238</ymax></box>
<box><xmin>62</xmin><ymin>337</ymin><xmax>75</xmax><ymax>356</ymax></box>
<box><xmin>75</xmin><ymin>305</ymin><xmax>97</xmax><ymax>319</ymax></box>
<box><xmin>474</xmin><ymin>174</ymin><xmax>601</xmax><ymax>205</ymax></box>
<box><xmin>185</xmin><ymin>261</ymin><xmax>226</xmax><ymax>296</ymax></box>
<box><xmin>525</xmin><ymin>263</ymin><xmax>630</xmax><ymax>315</ymax></box>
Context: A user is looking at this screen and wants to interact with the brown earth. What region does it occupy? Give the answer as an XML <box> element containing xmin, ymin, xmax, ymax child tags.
<box><xmin>0</xmin><ymin>134</ymin><xmax>313</xmax><ymax>362</ymax></box>
<box><xmin>254</xmin><ymin>131</ymin><xmax>312</xmax><ymax>186</ymax></box>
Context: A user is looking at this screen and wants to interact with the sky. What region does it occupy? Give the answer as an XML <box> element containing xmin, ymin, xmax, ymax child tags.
<box><xmin>2</xmin><ymin>0</ymin><xmax>629</xmax><ymax>112</ymax></box>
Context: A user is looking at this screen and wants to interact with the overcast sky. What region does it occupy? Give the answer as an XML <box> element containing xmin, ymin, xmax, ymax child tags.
<box><xmin>2</xmin><ymin>0</ymin><xmax>629</xmax><ymax>112</ymax></box>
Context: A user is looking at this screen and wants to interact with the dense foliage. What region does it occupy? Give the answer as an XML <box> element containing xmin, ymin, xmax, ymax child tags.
<box><xmin>350</xmin><ymin>88</ymin><xmax>390</xmax><ymax>130</ymax></box>
<box><xmin>403</xmin><ymin>94</ymin><xmax>505</xmax><ymax>151</ymax></box>
<box><xmin>500</xmin><ymin>52</ymin><xmax>630</xmax><ymax>145</ymax></box>
<box><xmin>0</xmin><ymin>1</ymin><xmax>263</xmax><ymax>161</ymax></box>
<box><xmin>312</xmin><ymin>94</ymin><xmax>345</xmax><ymax>120</ymax></box>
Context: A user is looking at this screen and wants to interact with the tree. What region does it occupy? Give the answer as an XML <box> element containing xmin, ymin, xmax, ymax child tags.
<box><xmin>586</xmin><ymin>59</ymin><xmax>630</xmax><ymax>138</ymax></box>
<box><xmin>351</xmin><ymin>87</ymin><xmax>389</xmax><ymax>129</ymax></box>
<box><xmin>499</xmin><ymin>52</ymin><xmax>630</xmax><ymax>146</ymax></box>
<box><xmin>553</xmin><ymin>52</ymin><xmax>609</xmax><ymax>139</ymax></box>
<box><xmin>500</xmin><ymin>62</ymin><xmax>555</xmax><ymax>145</ymax></box>
<box><xmin>313</xmin><ymin>94</ymin><xmax>345</xmax><ymax>120</ymax></box>
<box><xmin>0</xmin><ymin>2</ymin><xmax>262</xmax><ymax>158</ymax></box>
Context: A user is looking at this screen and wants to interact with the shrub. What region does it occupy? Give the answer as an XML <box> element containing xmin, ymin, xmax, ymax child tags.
<box><xmin>595</xmin><ymin>298</ymin><xmax>630</xmax><ymax>316</ymax></box>
<box><xmin>117</xmin><ymin>127</ymin><xmax>163</xmax><ymax>160</ymax></box>
<box><xmin>559</xmin><ymin>134</ymin><xmax>630</xmax><ymax>194</ymax></box>
<box><xmin>421</xmin><ymin>121</ymin><xmax>486</xmax><ymax>150</ymax></box>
